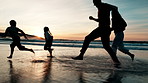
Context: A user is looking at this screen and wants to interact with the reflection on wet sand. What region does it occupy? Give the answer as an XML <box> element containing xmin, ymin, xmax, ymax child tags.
<box><xmin>7</xmin><ymin>59</ymin><xmax>123</xmax><ymax>83</ymax></box>
<box><xmin>6</xmin><ymin>54</ymin><xmax>148</xmax><ymax>83</ymax></box>
<box><xmin>42</xmin><ymin>58</ymin><xmax>52</xmax><ymax>83</ymax></box>
<box><xmin>8</xmin><ymin>60</ymin><xmax>19</xmax><ymax>83</ymax></box>
<box><xmin>77</xmin><ymin>71</ymin><xmax>86</xmax><ymax>83</ymax></box>
<box><xmin>104</xmin><ymin>70</ymin><xmax>123</xmax><ymax>83</ymax></box>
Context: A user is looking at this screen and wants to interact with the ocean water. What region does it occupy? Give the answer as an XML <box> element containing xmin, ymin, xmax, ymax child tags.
<box><xmin>0</xmin><ymin>38</ymin><xmax>148</xmax><ymax>83</ymax></box>
<box><xmin>0</xmin><ymin>38</ymin><xmax>148</xmax><ymax>50</ymax></box>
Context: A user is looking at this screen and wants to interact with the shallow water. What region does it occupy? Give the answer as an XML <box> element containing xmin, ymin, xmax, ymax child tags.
<box><xmin>0</xmin><ymin>43</ymin><xmax>148</xmax><ymax>83</ymax></box>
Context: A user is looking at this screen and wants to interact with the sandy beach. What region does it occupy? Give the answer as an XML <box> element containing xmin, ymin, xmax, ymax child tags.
<box><xmin>0</xmin><ymin>40</ymin><xmax>148</xmax><ymax>83</ymax></box>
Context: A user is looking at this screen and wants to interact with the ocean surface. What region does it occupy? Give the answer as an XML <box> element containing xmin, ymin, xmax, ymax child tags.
<box><xmin>0</xmin><ymin>38</ymin><xmax>148</xmax><ymax>50</ymax></box>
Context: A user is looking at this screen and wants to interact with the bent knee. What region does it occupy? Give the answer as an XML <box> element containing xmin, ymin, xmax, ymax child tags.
<box><xmin>18</xmin><ymin>46</ymin><xmax>26</xmax><ymax>50</ymax></box>
<box><xmin>85</xmin><ymin>35</ymin><xmax>92</xmax><ymax>41</ymax></box>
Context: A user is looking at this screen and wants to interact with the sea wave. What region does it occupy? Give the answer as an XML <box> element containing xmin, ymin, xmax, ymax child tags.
<box><xmin>0</xmin><ymin>38</ymin><xmax>148</xmax><ymax>50</ymax></box>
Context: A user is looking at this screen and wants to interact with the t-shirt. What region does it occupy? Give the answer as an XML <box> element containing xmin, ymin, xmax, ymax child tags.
<box><xmin>98</xmin><ymin>3</ymin><xmax>117</xmax><ymax>27</ymax></box>
<box><xmin>5</xmin><ymin>27</ymin><xmax>21</xmax><ymax>40</ymax></box>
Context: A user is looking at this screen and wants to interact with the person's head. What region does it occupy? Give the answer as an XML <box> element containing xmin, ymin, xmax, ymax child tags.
<box><xmin>44</xmin><ymin>26</ymin><xmax>49</xmax><ymax>32</ymax></box>
<box><xmin>93</xmin><ymin>0</ymin><xmax>102</xmax><ymax>8</ymax></box>
<box><xmin>9</xmin><ymin>20</ymin><xmax>16</xmax><ymax>26</ymax></box>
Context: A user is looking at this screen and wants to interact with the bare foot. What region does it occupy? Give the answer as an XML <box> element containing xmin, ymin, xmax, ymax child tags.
<box><xmin>30</xmin><ymin>49</ymin><xmax>35</xmax><ymax>54</ymax></box>
<box><xmin>72</xmin><ymin>56</ymin><xmax>83</xmax><ymax>60</ymax></box>
<box><xmin>130</xmin><ymin>54</ymin><xmax>135</xmax><ymax>61</ymax></box>
<box><xmin>114</xmin><ymin>63</ymin><xmax>121</xmax><ymax>68</ymax></box>
<box><xmin>47</xmin><ymin>56</ymin><xmax>53</xmax><ymax>58</ymax></box>
<box><xmin>7</xmin><ymin>56</ymin><xmax>12</xmax><ymax>59</ymax></box>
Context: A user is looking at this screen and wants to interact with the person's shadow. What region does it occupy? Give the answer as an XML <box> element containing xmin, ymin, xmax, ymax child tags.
<box><xmin>104</xmin><ymin>70</ymin><xmax>123</xmax><ymax>83</ymax></box>
<box><xmin>8</xmin><ymin>60</ymin><xmax>19</xmax><ymax>83</ymax></box>
<box><xmin>77</xmin><ymin>71</ymin><xmax>86</xmax><ymax>83</ymax></box>
<box><xmin>42</xmin><ymin>58</ymin><xmax>53</xmax><ymax>83</ymax></box>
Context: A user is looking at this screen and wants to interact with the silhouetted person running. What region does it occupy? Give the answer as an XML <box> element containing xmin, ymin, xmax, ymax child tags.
<box><xmin>72</xmin><ymin>0</ymin><xmax>120</xmax><ymax>65</ymax></box>
<box><xmin>44</xmin><ymin>26</ymin><xmax>53</xmax><ymax>57</ymax></box>
<box><xmin>4</xmin><ymin>20</ymin><xmax>35</xmax><ymax>58</ymax></box>
<box><xmin>111</xmin><ymin>8</ymin><xmax>135</xmax><ymax>61</ymax></box>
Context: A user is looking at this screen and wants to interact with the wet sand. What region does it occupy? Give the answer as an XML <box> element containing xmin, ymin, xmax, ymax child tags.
<box><xmin>0</xmin><ymin>44</ymin><xmax>148</xmax><ymax>83</ymax></box>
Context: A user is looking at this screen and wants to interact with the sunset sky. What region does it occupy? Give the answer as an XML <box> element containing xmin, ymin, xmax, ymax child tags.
<box><xmin>0</xmin><ymin>0</ymin><xmax>148</xmax><ymax>41</ymax></box>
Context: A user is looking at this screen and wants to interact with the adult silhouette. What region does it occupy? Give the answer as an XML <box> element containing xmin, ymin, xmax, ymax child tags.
<box><xmin>72</xmin><ymin>0</ymin><xmax>120</xmax><ymax>65</ymax></box>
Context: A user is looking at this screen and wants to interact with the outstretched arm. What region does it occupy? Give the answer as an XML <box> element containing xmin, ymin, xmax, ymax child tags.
<box><xmin>18</xmin><ymin>29</ymin><xmax>28</xmax><ymax>40</ymax></box>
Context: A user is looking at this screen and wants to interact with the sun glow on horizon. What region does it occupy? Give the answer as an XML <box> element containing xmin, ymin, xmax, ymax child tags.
<box><xmin>0</xmin><ymin>0</ymin><xmax>148</xmax><ymax>41</ymax></box>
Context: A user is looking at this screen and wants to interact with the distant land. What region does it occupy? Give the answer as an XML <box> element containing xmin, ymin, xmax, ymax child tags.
<box><xmin>0</xmin><ymin>32</ymin><xmax>148</xmax><ymax>43</ymax></box>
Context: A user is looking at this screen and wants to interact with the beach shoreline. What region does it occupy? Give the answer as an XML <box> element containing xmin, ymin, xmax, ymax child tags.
<box><xmin>0</xmin><ymin>40</ymin><xmax>148</xmax><ymax>83</ymax></box>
